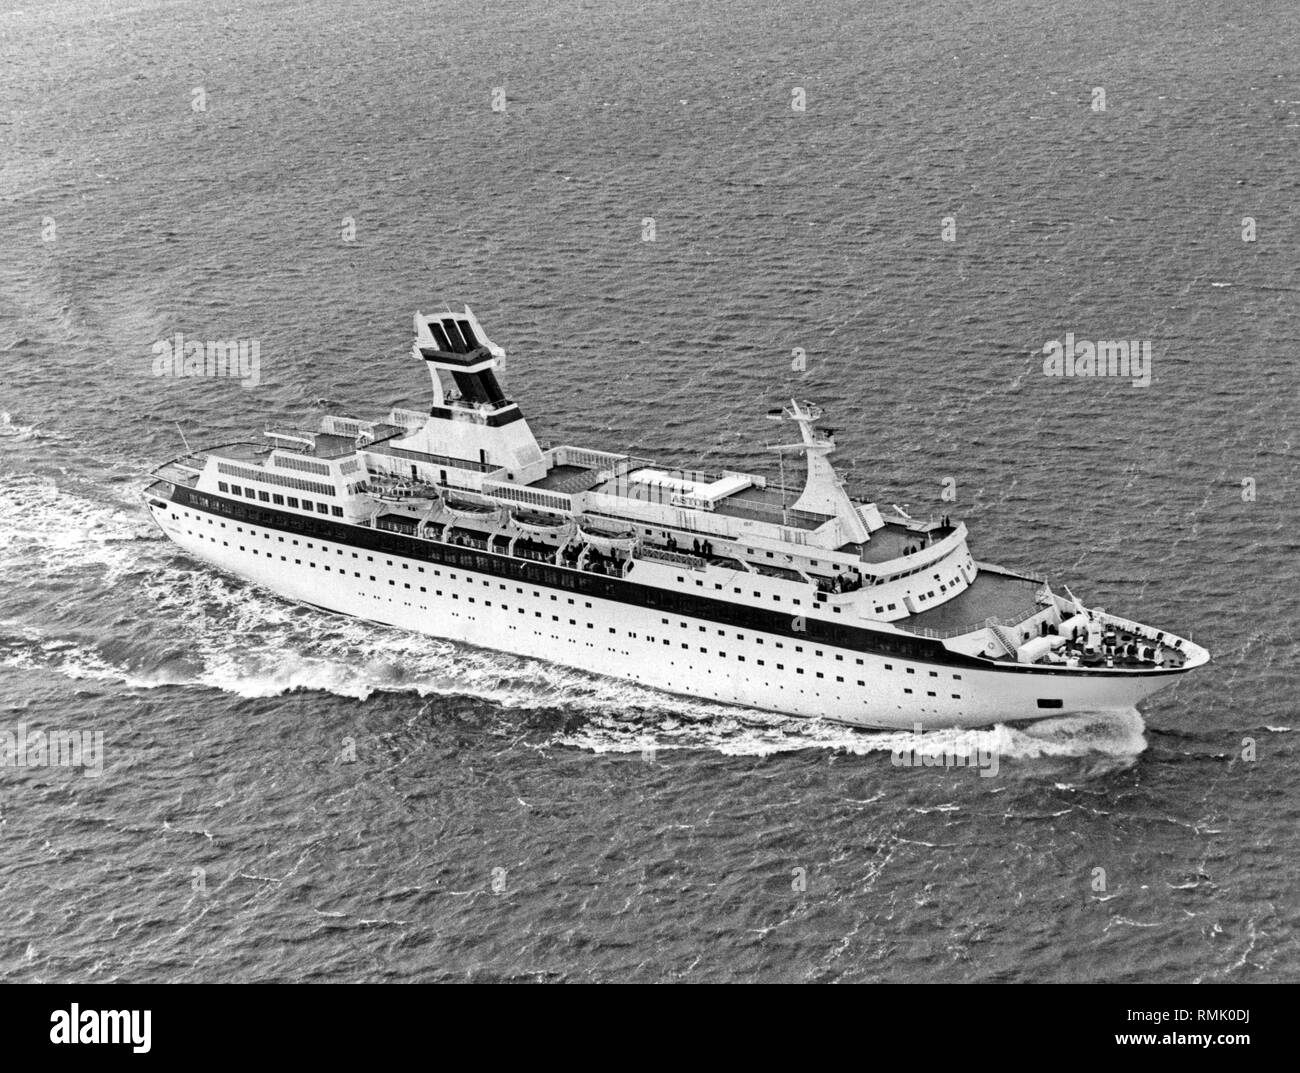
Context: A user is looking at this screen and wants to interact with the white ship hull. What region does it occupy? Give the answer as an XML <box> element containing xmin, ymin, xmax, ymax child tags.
<box><xmin>149</xmin><ymin>501</ymin><xmax>1184</xmax><ymax>730</ymax></box>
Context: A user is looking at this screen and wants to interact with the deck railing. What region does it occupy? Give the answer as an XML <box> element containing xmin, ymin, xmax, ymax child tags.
<box><xmin>896</xmin><ymin>603</ymin><xmax>1049</xmax><ymax>641</ymax></box>
<box><xmin>638</xmin><ymin>546</ymin><xmax>707</xmax><ymax>571</ymax></box>
<box><xmin>482</xmin><ymin>481</ymin><xmax>573</xmax><ymax>513</ymax></box>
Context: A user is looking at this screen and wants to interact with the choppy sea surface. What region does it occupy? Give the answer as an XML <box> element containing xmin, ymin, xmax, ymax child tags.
<box><xmin>1</xmin><ymin>0</ymin><xmax>1297</xmax><ymax>982</ymax></box>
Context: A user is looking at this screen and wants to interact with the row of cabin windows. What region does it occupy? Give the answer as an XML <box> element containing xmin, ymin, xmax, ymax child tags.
<box><xmin>177</xmin><ymin>509</ymin><xmax>967</xmax><ymax>699</ymax></box>
<box><xmin>189</xmin><ymin>508</ymin><xmax>965</xmax><ymax>682</ymax></box>
<box><xmin>878</xmin><ymin>561</ymin><xmax>972</xmax><ymax>611</ymax></box>
<box><xmin>180</xmin><ymin>491</ymin><xmax>948</xmax><ymax>661</ymax></box>
<box><xmin>219</xmin><ymin>481</ymin><xmax>344</xmax><ymax>517</ymax></box>
<box><xmin>676</xmin><ymin>574</ymin><xmax>842</xmax><ymax>613</ymax></box>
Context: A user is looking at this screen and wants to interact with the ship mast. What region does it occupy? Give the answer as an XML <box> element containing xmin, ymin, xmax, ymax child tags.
<box><xmin>766</xmin><ymin>399</ymin><xmax>870</xmax><ymax>544</ymax></box>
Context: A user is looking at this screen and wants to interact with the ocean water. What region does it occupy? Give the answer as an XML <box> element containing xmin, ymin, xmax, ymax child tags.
<box><xmin>1</xmin><ymin>0</ymin><xmax>1297</xmax><ymax>982</ymax></box>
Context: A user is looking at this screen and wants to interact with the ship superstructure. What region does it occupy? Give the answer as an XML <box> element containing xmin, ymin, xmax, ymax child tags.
<box><xmin>144</xmin><ymin>307</ymin><xmax>1208</xmax><ymax>728</ymax></box>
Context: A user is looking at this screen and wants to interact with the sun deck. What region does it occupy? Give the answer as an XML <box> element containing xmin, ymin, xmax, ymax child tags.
<box><xmin>531</xmin><ymin>464</ymin><xmax>601</xmax><ymax>492</ymax></box>
<box><xmin>897</xmin><ymin>567</ymin><xmax>1045</xmax><ymax>636</ymax></box>
<box><xmin>707</xmin><ymin>485</ymin><xmax>830</xmax><ymax>531</ymax></box>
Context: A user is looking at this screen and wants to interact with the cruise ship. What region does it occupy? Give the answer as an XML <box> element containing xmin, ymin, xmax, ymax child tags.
<box><xmin>144</xmin><ymin>307</ymin><xmax>1208</xmax><ymax>729</ymax></box>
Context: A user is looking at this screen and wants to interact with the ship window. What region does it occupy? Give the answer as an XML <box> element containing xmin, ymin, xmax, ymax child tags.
<box><xmin>259</xmin><ymin>491</ymin><xmax>270</xmax><ymax>502</ymax></box>
<box><xmin>1037</xmin><ymin>698</ymin><xmax>1064</xmax><ymax>709</ymax></box>
<box><xmin>288</xmin><ymin>497</ymin><xmax>299</xmax><ymax>508</ymax></box>
<box><xmin>904</xmin><ymin>688</ymin><xmax>912</xmax><ymax>694</ymax></box>
<box><xmin>273</xmin><ymin>494</ymin><xmax>284</xmax><ymax>505</ymax></box>
<box><xmin>302</xmin><ymin>499</ymin><xmax>313</xmax><ymax>510</ymax></box>
<box><xmin>230</xmin><ymin>485</ymin><xmax>242</xmax><ymax>495</ymax></box>
<box><xmin>218</xmin><ymin>482</ymin><xmax>229</xmax><ymax>492</ymax></box>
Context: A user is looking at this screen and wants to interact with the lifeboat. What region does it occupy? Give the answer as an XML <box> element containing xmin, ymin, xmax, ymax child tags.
<box><xmin>509</xmin><ymin>511</ymin><xmax>574</xmax><ymax>540</ymax></box>
<box><xmin>576</xmin><ymin>522</ymin><xmax>638</xmax><ymax>554</ymax></box>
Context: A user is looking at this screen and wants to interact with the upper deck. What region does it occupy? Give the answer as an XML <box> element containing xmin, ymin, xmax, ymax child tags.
<box><xmin>584</xmin><ymin>465</ymin><xmax>831</xmax><ymax>532</ymax></box>
<box><xmin>896</xmin><ymin>568</ymin><xmax>1044</xmax><ymax>637</ymax></box>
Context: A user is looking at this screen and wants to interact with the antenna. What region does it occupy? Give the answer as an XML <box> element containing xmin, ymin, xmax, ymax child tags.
<box><xmin>778</xmin><ymin>451</ymin><xmax>787</xmax><ymax>525</ymax></box>
<box><xmin>175</xmin><ymin>421</ymin><xmax>192</xmax><ymax>453</ymax></box>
